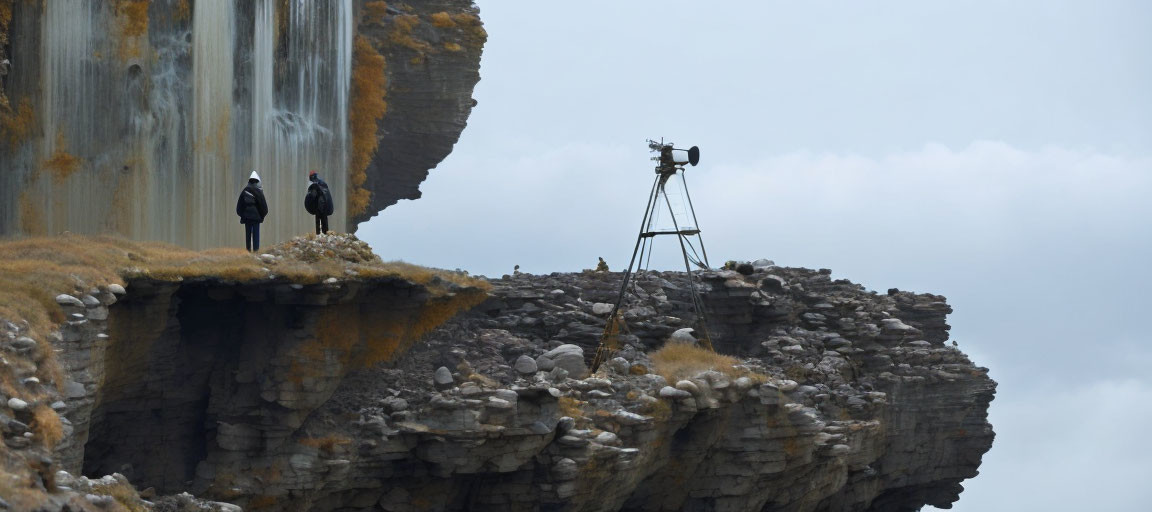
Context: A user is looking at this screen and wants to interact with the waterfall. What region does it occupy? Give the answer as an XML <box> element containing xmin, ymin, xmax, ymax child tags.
<box><xmin>192</xmin><ymin>0</ymin><xmax>237</xmax><ymax>248</ymax></box>
<box><xmin>253</xmin><ymin>0</ymin><xmax>352</xmax><ymax>243</ymax></box>
<box><xmin>38</xmin><ymin>0</ymin><xmax>96</xmax><ymax>234</ymax></box>
<box><xmin>4</xmin><ymin>0</ymin><xmax>354</xmax><ymax>249</ymax></box>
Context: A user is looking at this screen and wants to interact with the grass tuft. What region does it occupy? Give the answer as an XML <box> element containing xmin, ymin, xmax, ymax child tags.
<box><xmin>650</xmin><ymin>343</ymin><xmax>766</xmax><ymax>383</ymax></box>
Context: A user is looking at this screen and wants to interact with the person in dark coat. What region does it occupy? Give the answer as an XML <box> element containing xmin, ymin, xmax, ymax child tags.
<box><xmin>236</xmin><ymin>171</ymin><xmax>269</xmax><ymax>252</ymax></box>
<box><xmin>304</xmin><ymin>170</ymin><xmax>334</xmax><ymax>235</ymax></box>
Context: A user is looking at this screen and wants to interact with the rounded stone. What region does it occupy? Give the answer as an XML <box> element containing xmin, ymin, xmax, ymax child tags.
<box><xmin>433</xmin><ymin>366</ymin><xmax>454</xmax><ymax>387</ymax></box>
<box><xmin>514</xmin><ymin>355</ymin><xmax>538</xmax><ymax>375</ymax></box>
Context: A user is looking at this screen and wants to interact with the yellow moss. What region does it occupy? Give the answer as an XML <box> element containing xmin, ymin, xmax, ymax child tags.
<box><xmin>364</xmin><ymin>1</ymin><xmax>389</xmax><ymax>25</ymax></box>
<box><xmin>348</xmin><ymin>35</ymin><xmax>387</xmax><ymax>216</ymax></box>
<box><xmin>451</xmin><ymin>12</ymin><xmax>487</xmax><ymax>46</ymax></box>
<box><xmin>443</xmin><ymin>42</ymin><xmax>463</xmax><ymax>52</ymax></box>
<box><xmin>389</xmin><ymin>14</ymin><xmax>432</xmax><ymax>53</ymax></box>
<box><xmin>0</xmin><ymin>99</ymin><xmax>36</xmax><ymax>147</ymax></box>
<box><xmin>649</xmin><ymin>343</ymin><xmax>766</xmax><ymax>383</ymax></box>
<box><xmin>429</xmin><ymin>11</ymin><xmax>455</xmax><ymax>28</ymax></box>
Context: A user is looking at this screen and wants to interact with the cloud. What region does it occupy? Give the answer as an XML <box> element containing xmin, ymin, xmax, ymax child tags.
<box><xmin>362</xmin><ymin>141</ymin><xmax>1152</xmax><ymax>279</ymax></box>
<box><xmin>358</xmin><ymin>141</ymin><xmax>1152</xmax><ymax>511</ymax></box>
<box><xmin>937</xmin><ymin>379</ymin><xmax>1152</xmax><ymax>512</ymax></box>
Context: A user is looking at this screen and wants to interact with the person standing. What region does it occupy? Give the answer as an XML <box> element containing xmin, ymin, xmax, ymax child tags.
<box><xmin>304</xmin><ymin>170</ymin><xmax>334</xmax><ymax>235</ymax></box>
<box><xmin>236</xmin><ymin>171</ymin><xmax>269</xmax><ymax>252</ymax></box>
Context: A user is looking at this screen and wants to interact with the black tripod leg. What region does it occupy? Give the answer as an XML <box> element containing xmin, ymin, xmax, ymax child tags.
<box><xmin>593</xmin><ymin>176</ymin><xmax>662</xmax><ymax>371</ymax></box>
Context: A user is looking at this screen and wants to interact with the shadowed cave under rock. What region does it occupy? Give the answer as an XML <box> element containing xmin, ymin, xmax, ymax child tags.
<box><xmin>73</xmin><ymin>277</ymin><xmax>461</xmax><ymax>495</ymax></box>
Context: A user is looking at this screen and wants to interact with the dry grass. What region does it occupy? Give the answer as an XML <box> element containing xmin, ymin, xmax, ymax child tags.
<box><xmin>31</xmin><ymin>405</ymin><xmax>64</xmax><ymax>449</ymax></box>
<box><xmin>348</xmin><ymin>35</ymin><xmax>388</xmax><ymax>216</ymax></box>
<box><xmin>91</xmin><ymin>479</ymin><xmax>148</xmax><ymax>512</ymax></box>
<box><xmin>0</xmin><ymin>234</ymin><xmax>488</xmax><ymax>404</ymax></box>
<box><xmin>649</xmin><ymin>343</ymin><xmax>766</xmax><ymax>383</ymax></box>
<box><xmin>558</xmin><ymin>396</ymin><xmax>585</xmax><ymax>419</ymax></box>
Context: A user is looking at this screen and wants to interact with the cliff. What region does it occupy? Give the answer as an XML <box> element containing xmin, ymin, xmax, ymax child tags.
<box><xmin>0</xmin><ymin>237</ymin><xmax>994</xmax><ymax>511</ymax></box>
<box><xmin>0</xmin><ymin>0</ymin><xmax>484</xmax><ymax>247</ymax></box>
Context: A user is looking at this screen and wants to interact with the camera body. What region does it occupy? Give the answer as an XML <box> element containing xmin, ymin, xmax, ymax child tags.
<box><xmin>648</xmin><ymin>139</ymin><xmax>700</xmax><ymax>175</ymax></box>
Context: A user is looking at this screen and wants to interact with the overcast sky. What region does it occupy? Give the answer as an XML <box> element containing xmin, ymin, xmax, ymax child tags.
<box><xmin>359</xmin><ymin>1</ymin><xmax>1152</xmax><ymax>509</ymax></box>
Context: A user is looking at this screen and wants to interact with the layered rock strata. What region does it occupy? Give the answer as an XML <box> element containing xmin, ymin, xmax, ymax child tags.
<box><xmin>79</xmin><ymin>263</ymin><xmax>989</xmax><ymax>511</ymax></box>
<box><xmin>4</xmin><ymin>256</ymin><xmax>994</xmax><ymax>511</ymax></box>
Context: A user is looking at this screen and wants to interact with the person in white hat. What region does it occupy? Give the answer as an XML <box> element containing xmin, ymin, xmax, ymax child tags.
<box><xmin>235</xmin><ymin>171</ymin><xmax>269</xmax><ymax>252</ymax></box>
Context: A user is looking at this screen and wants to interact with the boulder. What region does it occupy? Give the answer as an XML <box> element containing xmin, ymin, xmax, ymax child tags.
<box><xmin>513</xmin><ymin>355</ymin><xmax>538</xmax><ymax>375</ymax></box>
<box><xmin>538</xmin><ymin>344</ymin><xmax>587</xmax><ymax>379</ymax></box>
<box><xmin>433</xmin><ymin>367</ymin><xmax>455</xmax><ymax>388</ymax></box>
<box><xmin>667</xmin><ymin>328</ymin><xmax>697</xmax><ymax>346</ymax></box>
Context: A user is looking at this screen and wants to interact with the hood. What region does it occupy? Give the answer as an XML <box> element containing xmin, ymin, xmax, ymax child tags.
<box><xmin>249</xmin><ymin>171</ymin><xmax>261</xmax><ymax>182</ymax></box>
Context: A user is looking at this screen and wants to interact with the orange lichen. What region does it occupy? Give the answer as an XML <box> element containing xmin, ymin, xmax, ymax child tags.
<box><xmin>42</xmin><ymin>149</ymin><xmax>83</xmax><ymax>184</ymax></box>
<box><xmin>288</xmin><ymin>284</ymin><xmax>486</xmax><ymax>384</ymax></box>
<box><xmin>389</xmin><ymin>14</ymin><xmax>432</xmax><ymax>53</ymax></box>
<box><xmin>348</xmin><ymin>35</ymin><xmax>387</xmax><ymax>216</ymax></box>
<box><xmin>174</xmin><ymin>0</ymin><xmax>190</xmax><ymax>22</ymax></box>
<box><xmin>364</xmin><ymin>1</ymin><xmax>389</xmax><ymax>25</ymax></box>
<box><xmin>451</xmin><ymin>12</ymin><xmax>487</xmax><ymax>46</ymax></box>
<box><xmin>116</xmin><ymin>0</ymin><xmax>151</xmax><ymax>59</ymax></box>
<box><xmin>118</xmin><ymin>0</ymin><xmax>149</xmax><ymax>38</ymax></box>
<box><xmin>0</xmin><ymin>99</ymin><xmax>36</xmax><ymax>147</ymax></box>
<box><xmin>429</xmin><ymin>11</ymin><xmax>455</xmax><ymax>28</ymax></box>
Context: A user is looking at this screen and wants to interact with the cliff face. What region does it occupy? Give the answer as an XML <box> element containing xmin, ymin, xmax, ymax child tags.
<box><xmin>24</xmin><ymin>258</ymin><xmax>993</xmax><ymax>511</ymax></box>
<box><xmin>0</xmin><ymin>0</ymin><xmax>484</xmax><ymax>247</ymax></box>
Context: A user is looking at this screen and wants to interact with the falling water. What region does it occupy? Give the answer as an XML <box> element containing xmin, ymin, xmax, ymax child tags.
<box><xmin>2</xmin><ymin>0</ymin><xmax>355</xmax><ymax>249</ymax></box>
<box><xmin>192</xmin><ymin>0</ymin><xmax>237</xmax><ymax>248</ymax></box>
<box><xmin>253</xmin><ymin>0</ymin><xmax>352</xmax><ymax>243</ymax></box>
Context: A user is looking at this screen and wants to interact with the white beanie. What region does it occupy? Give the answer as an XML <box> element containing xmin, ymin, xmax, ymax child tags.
<box><xmin>249</xmin><ymin>170</ymin><xmax>260</xmax><ymax>181</ymax></box>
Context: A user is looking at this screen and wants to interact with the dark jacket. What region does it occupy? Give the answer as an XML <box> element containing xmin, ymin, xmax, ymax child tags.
<box><xmin>236</xmin><ymin>182</ymin><xmax>269</xmax><ymax>224</ymax></box>
<box><xmin>305</xmin><ymin>178</ymin><xmax>335</xmax><ymax>216</ymax></box>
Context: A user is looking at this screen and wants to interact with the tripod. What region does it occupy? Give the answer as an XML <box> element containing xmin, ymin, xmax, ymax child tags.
<box><xmin>591</xmin><ymin>165</ymin><xmax>714</xmax><ymax>372</ymax></box>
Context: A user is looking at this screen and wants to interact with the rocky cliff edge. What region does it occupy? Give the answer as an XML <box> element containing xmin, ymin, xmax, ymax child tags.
<box><xmin>0</xmin><ymin>238</ymin><xmax>994</xmax><ymax>511</ymax></box>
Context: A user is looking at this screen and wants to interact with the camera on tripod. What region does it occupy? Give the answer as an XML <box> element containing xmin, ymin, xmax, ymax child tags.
<box><xmin>648</xmin><ymin>139</ymin><xmax>700</xmax><ymax>175</ymax></box>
